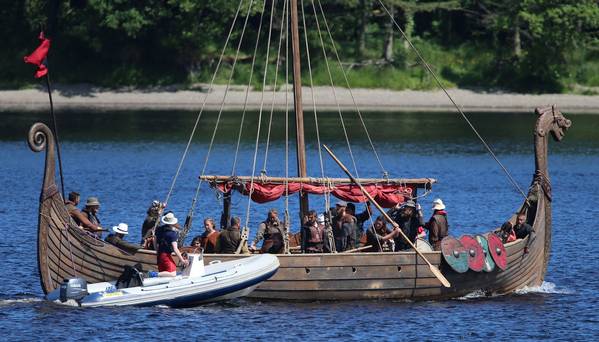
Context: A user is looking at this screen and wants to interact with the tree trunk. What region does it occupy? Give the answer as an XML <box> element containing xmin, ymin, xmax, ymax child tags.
<box><xmin>402</xmin><ymin>8</ymin><xmax>414</xmax><ymax>51</ymax></box>
<box><xmin>513</xmin><ymin>18</ymin><xmax>522</xmax><ymax>58</ymax></box>
<box><xmin>356</xmin><ymin>0</ymin><xmax>367</xmax><ymax>60</ymax></box>
<box><xmin>383</xmin><ymin>5</ymin><xmax>395</xmax><ymax>62</ymax></box>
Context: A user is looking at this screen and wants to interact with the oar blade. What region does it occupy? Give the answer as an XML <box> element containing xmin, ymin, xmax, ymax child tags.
<box><xmin>429</xmin><ymin>264</ymin><xmax>451</xmax><ymax>288</ymax></box>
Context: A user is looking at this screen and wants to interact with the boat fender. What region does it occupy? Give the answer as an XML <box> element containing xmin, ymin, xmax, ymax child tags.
<box><xmin>59</xmin><ymin>278</ymin><xmax>88</xmax><ymax>302</ymax></box>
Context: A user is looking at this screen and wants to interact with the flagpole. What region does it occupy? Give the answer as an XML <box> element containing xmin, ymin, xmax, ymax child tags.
<box><xmin>44</xmin><ymin>71</ymin><xmax>65</xmax><ymax>200</ymax></box>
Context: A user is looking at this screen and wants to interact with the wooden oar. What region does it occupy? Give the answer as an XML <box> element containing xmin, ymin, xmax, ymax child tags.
<box><xmin>342</xmin><ymin>245</ymin><xmax>373</xmax><ymax>253</ymax></box>
<box><xmin>323</xmin><ymin>144</ymin><xmax>451</xmax><ymax>288</ymax></box>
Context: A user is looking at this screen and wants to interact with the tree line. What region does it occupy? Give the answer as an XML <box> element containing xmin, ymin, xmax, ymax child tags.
<box><xmin>2</xmin><ymin>0</ymin><xmax>598</xmax><ymax>92</ymax></box>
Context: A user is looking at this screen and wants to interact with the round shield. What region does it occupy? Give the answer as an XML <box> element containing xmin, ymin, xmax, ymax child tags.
<box><xmin>487</xmin><ymin>233</ymin><xmax>507</xmax><ymax>271</ymax></box>
<box><xmin>441</xmin><ymin>236</ymin><xmax>469</xmax><ymax>273</ymax></box>
<box><xmin>415</xmin><ymin>238</ymin><xmax>433</xmax><ymax>252</ymax></box>
<box><xmin>459</xmin><ymin>235</ymin><xmax>484</xmax><ymax>272</ymax></box>
<box><xmin>475</xmin><ymin>234</ymin><xmax>495</xmax><ymax>272</ymax></box>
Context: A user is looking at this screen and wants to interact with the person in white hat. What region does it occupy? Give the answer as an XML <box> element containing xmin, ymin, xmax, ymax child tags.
<box><xmin>105</xmin><ymin>223</ymin><xmax>142</xmax><ymax>254</ymax></box>
<box><xmin>424</xmin><ymin>198</ymin><xmax>449</xmax><ymax>250</ymax></box>
<box><xmin>155</xmin><ymin>212</ymin><xmax>189</xmax><ymax>276</ymax></box>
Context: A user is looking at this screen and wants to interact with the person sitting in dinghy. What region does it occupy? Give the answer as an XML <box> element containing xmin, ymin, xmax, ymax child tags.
<box><xmin>155</xmin><ymin>212</ymin><xmax>189</xmax><ymax>277</ymax></box>
<box><xmin>105</xmin><ymin>223</ymin><xmax>143</xmax><ymax>254</ymax></box>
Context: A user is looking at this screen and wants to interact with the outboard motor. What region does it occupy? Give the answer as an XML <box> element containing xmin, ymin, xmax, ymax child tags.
<box><xmin>59</xmin><ymin>278</ymin><xmax>88</xmax><ymax>303</ymax></box>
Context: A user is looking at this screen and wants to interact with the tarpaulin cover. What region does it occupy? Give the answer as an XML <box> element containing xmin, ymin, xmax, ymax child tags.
<box><xmin>214</xmin><ymin>181</ymin><xmax>414</xmax><ymax>208</ymax></box>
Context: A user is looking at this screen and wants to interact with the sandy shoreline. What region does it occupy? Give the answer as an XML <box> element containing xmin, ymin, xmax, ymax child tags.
<box><xmin>1</xmin><ymin>84</ymin><xmax>598</xmax><ymax>113</ymax></box>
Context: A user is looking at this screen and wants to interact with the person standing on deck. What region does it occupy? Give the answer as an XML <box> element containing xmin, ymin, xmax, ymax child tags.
<box><xmin>424</xmin><ymin>198</ymin><xmax>449</xmax><ymax>251</ymax></box>
<box><xmin>192</xmin><ymin>218</ymin><xmax>220</xmax><ymax>253</ymax></box>
<box><xmin>250</xmin><ymin>208</ymin><xmax>286</xmax><ymax>254</ymax></box>
<box><xmin>155</xmin><ymin>212</ymin><xmax>188</xmax><ymax>277</ymax></box>
<box><xmin>301</xmin><ymin>210</ymin><xmax>325</xmax><ymax>253</ymax></box>
<box><xmin>105</xmin><ymin>223</ymin><xmax>143</xmax><ymax>254</ymax></box>
<box><xmin>80</xmin><ymin>197</ymin><xmax>104</xmax><ymax>239</ymax></box>
<box><xmin>346</xmin><ymin>202</ymin><xmax>371</xmax><ymax>246</ymax></box>
<box><xmin>331</xmin><ymin>201</ymin><xmax>349</xmax><ymax>252</ymax></box>
<box><xmin>391</xmin><ymin>200</ymin><xmax>425</xmax><ymax>251</ymax></box>
<box><xmin>65</xmin><ymin>191</ymin><xmax>103</xmax><ymax>235</ymax></box>
<box><xmin>218</xmin><ymin>217</ymin><xmax>249</xmax><ymax>254</ymax></box>
<box><xmin>141</xmin><ymin>200</ymin><xmax>162</xmax><ymax>246</ymax></box>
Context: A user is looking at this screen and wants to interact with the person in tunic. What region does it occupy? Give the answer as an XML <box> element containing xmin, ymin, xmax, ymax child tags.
<box><xmin>365</xmin><ymin>216</ymin><xmax>396</xmax><ymax>252</ymax></box>
<box><xmin>80</xmin><ymin>197</ymin><xmax>104</xmax><ymax>239</ymax></box>
<box><xmin>331</xmin><ymin>201</ymin><xmax>349</xmax><ymax>252</ymax></box>
<box><xmin>301</xmin><ymin>210</ymin><xmax>325</xmax><ymax>253</ymax></box>
<box><xmin>250</xmin><ymin>208</ymin><xmax>286</xmax><ymax>254</ymax></box>
<box><xmin>218</xmin><ymin>217</ymin><xmax>249</xmax><ymax>254</ymax></box>
<box><xmin>391</xmin><ymin>200</ymin><xmax>425</xmax><ymax>251</ymax></box>
<box><xmin>192</xmin><ymin>218</ymin><xmax>220</xmax><ymax>253</ymax></box>
<box><xmin>346</xmin><ymin>202</ymin><xmax>371</xmax><ymax>244</ymax></box>
<box><xmin>424</xmin><ymin>198</ymin><xmax>449</xmax><ymax>251</ymax></box>
<box><xmin>65</xmin><ymin>191</ymin><xmax>103</xmax><ymax>235</ymax></box>
<box><xmin>155</xmin><ymin>212</ymin><xmax>188</xmax><ymax>277</ymax></box>
<box><xmin>105</xmin><ymin>223</ymin><xmax>143</xmax><ymax>254</ymax></box>
<box><xmin>140</xmin><ymin>200</ymin><xmax>162</xmax><ymax>247</ymax></box>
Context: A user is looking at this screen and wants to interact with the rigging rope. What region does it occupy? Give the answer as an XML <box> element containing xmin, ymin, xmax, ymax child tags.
<box><xmin>243</xmin><ymin>0</ymin><xmax>278</xmax><ymax>231</ymax></box>
<box><xmin>316</xmin><ymin>0</ymin><xmax>387</xmax><ymax>177</ymax></box>
<box><xmin>262</xmin><ymin>0</ymin><xmax>289</xmax><ymax>175</ymax></box>
<box><xmin>309</xmin><ymin>0</ymin><xmax>360</xmax><ymax>179</ymax></box>
<box><xmin>284</xmin><ymin>0</ymin><xmax>291</xmax><ymax>254</ymax></box>
<box><xmin>163</xmin><ymin>0</ymin><xmax>245</xmax><ymax>206</ymax></box>
<box><xmin>231</xmin><ymin>0</ymin><xmax>272</xmax><ymax>176</ymax></box>
<box><xmin>377</xmin><ymin>0</ymin><xmax>528</xmax><ymax>201</ymax></box>
<box><xmin>178</xmin><ymin>0</ymin><xmax>257</xmax><ymax>244</ymax></box>
<box><xmin>300</xmin><ymin>0</ymin><xmax>325</xmax><ymax>179</ymax></box>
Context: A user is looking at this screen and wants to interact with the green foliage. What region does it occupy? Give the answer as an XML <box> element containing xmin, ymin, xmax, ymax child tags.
<box><xmin>2</xmin><ymin>0</ymin><xmax>597</xmax><ymax>93</ymax></box>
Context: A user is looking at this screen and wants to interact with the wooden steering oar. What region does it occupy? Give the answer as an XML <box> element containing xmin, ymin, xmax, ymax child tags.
<box><xmin>323</xmin><ymin>144</ymin><xmax>451</xmax><ymax>288</ymax></box>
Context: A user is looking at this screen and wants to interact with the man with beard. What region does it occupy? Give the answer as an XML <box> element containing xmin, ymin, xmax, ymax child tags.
<box><xmin>389</xmin><ymin>200</ymin><xmax>425</xmax><ymax>251</ymax></box>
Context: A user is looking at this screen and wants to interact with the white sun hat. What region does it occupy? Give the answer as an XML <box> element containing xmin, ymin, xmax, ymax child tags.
<box><xmin>432</xmin><ymin>198</ymin><xmax>446</xmax><ymax>211</ymax></box>
<box><xmin>112</xmin><ymin>223</ymin><xmax>129</xmax><ymax>235</ymax></box>
<box><xmin>161</xmin><ymin>212</ymin><xmax>178</xmax><ymax>225</ymax></box>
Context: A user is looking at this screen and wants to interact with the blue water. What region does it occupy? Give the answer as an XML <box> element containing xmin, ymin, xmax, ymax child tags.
<box><xmin>1</xmin><ymin>111</ymin><xmax>598</xmax><ymax>341</ymax></box>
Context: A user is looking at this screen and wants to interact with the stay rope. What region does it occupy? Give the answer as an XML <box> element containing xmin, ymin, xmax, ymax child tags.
<box><xmin>163</xmin><ymin>0</ymin><xmax>245</xmax><ymax>206</ymax></box>
<box><xmin>284</xmin><ymin>0</ymin><xmax>291</xmax><ymax>253</ymax></box>
<box><xmin>309</xmin><ymin>0</ymin><xmax>360</xmax><ymax>180</ymax></box>
<box><xmin>377</xmin><ymin>0</ymin><xmax>528</xmax><ymax>201</ymax></box>
<box><xmin>316</xmin><ymin>0</ymin><xmax>387</xmax><ymax>177</ymax></box>
<box><xmin>178</xmin><ymin>0</ymin><xmax>256</xmax><ymax>243</ymax></box>
<box><xmin>243</xmin><ymin>0</ymin><xmax>278</xmax><ymax>231</ymax></box>
<box><xmin>262</xmin><ymin>0</ymin><xmax>289</xmax><ymax>175</ymax></box>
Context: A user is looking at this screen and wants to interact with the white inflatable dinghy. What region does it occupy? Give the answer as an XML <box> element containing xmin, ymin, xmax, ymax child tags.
<box><xmin>46</xmin><ymin>253</ymin><xmax>279</xmax><ymax>307</ymax></box>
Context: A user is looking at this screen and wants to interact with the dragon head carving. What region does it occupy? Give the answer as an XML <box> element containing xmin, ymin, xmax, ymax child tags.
<box><xmin>535</xmin><ymin>105</ymin><xmax>571</xmax><ymax>141</ymax></box>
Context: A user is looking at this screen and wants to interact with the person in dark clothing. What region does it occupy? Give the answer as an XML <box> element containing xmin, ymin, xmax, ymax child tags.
<box><xmin>513</xmin><ymin>213</ymin><xmax>533</xmax><ymax>239</ymax></box>
<box><xmin>497</xmin><ymin>221</ymin><xmax>517</xmax><ymax>243</ymax></box>
<box><xmin>81</xmin><ymin>197</ymin><xmax>104</xmax><ymax>239</ymax></box>
<box><xmin>218</xmin><ymin>217</ymin><xmax>249</xmax><ymax>254</ymax></box>
<box><xmin>155</xmin><ymin>212</ymin><xmax>188</xmax><ymax>277</ymax></box>
<box><xmin>390</xmin><ymin>200</ymin><xmax>425</xmax><ymax>251</ymax></box>
<box><xmin>141</xmin><ymin>200</ymin><xmax>162</xmax><ymax>246</ymax></box>
<box><xmin>365</xmin><ymin>216</ymin><xmax>396</xmax><ymax>252</ymax></box>
<box><xmin>331</xmin><ymin>201</ymin><xmax>349</xmax><ymax>252</ymax></box>
<box><xmin>250</xmin><ymin>208</ymin><xmax>286</xmax><ymax>254</ymax></box>
<box><xmin>105</xmin><ymin>223</ymin><xmax>143</xmax><ymax>254</ymax></box>
<box><xmin>346</xmin><ymin>202</ymin><xmax>372</xmax><ymax>245</ymax></box>
<box><xmin>301</xmin><ymin>210</ymin><xmax>325</xmax><ymax>253</ymax></box>
<box><xmin>424</xmin><ymin>198</ymin><xmax>449</xmax><ymax>251</ymax></box>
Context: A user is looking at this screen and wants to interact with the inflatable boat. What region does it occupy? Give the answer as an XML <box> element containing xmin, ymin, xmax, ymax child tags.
<box><xmin>46</xmin><ymin>253</ymin><xmax>279</xmax><ymax>307</ymax></box>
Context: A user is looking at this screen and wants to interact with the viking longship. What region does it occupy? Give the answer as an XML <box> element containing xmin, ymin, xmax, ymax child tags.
<box><xmin>30</xmin><ymin>0</ymin><xmax>571</xmax><ymax>300</ymax></box>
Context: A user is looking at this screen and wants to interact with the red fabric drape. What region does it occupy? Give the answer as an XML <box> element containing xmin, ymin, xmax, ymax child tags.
<box><xmin>24</xmin><ymin>32</ymin><xmax>51</xmax><ymax>78</ymax></box>
<box><xmin>214</xmin><ymin>181</ymin><xmax>413</xmax><ymax>208</ymax></box>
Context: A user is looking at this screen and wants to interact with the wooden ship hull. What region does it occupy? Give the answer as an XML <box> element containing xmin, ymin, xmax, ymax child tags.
<box><xmin>29</xmin><ymin>106</ymin><xmax>571</xmax><ymax>300</ymax></box>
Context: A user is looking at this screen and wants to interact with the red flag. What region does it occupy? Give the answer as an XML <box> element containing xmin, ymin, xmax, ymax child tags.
<box><xmin>24</xmin><ymin>32</ymin><xmax>51</xmax><ymax>78</ymax></box>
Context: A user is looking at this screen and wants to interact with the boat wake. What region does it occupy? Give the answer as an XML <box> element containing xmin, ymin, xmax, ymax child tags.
<box><xmin>0</xmin><ymin>296</ymin><xmax>42</xmax><ymax>307</ymax></box>
<box><xmin>514</xmin><ymin>281</ymin><xmax>574</xmax><ymax>295</ymax></box>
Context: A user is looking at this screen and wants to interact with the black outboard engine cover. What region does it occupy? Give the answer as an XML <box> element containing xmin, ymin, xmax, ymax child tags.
<box><xmin>59</xmin><ymin>278</ymin><xmax>88</xmax><ymax>302</ymax></box>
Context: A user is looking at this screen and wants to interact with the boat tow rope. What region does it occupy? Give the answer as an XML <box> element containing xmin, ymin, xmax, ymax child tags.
<box><xmin>377</xmin><ymin>0</ymin><xmax>528</xmax><ymax>202</ymax></box>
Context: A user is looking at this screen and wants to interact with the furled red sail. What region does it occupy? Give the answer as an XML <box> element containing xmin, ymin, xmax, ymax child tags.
<box><xmin>211</xmin><ymin>180</ymin><xmax>416</xmax><ymax>208</ymax></box>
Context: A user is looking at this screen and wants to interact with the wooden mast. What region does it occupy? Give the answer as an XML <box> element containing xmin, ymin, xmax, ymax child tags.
<box><xmin>290</xmin><ymin>0</ymin><xmax>309</xmax><ymax>218</ymax></box>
